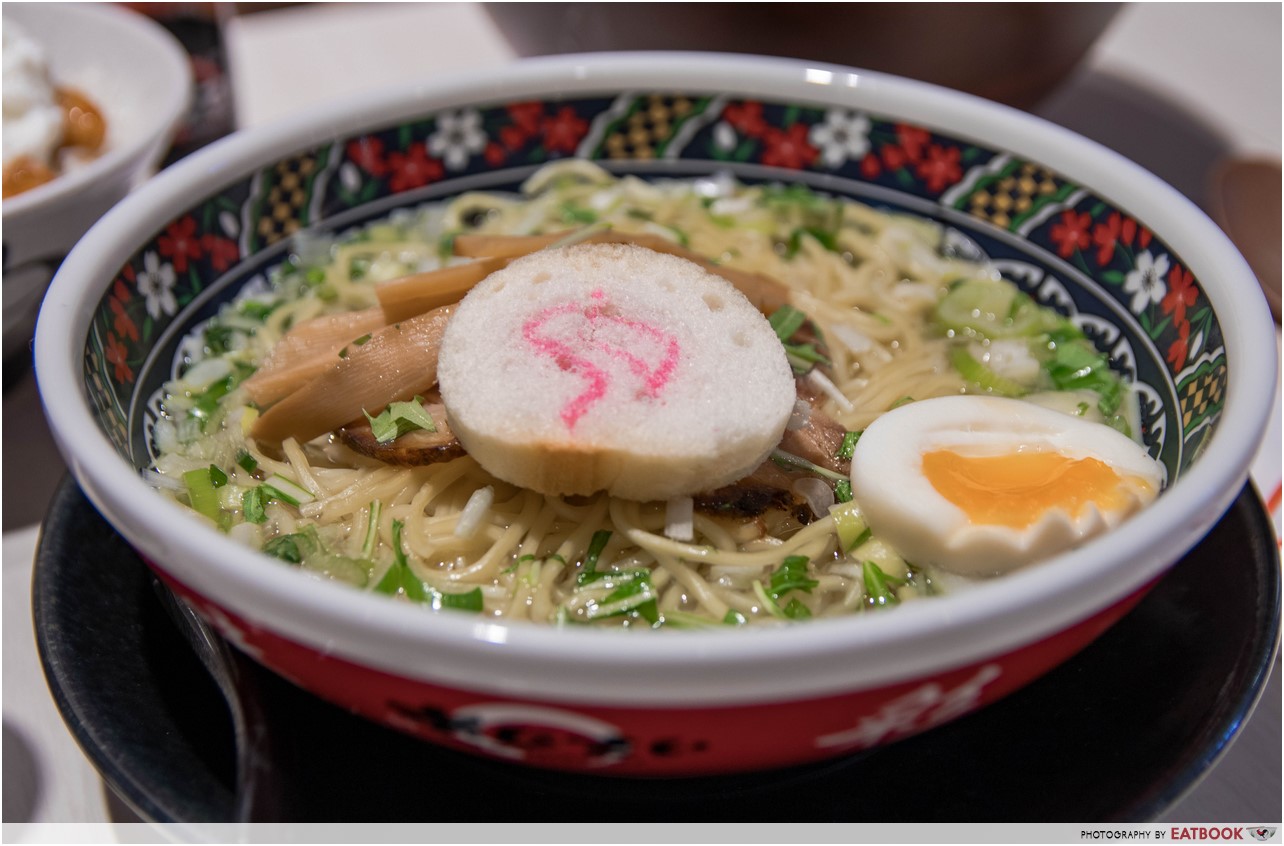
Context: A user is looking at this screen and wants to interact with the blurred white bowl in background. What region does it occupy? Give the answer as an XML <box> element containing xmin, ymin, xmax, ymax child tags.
<box><xmin>3</xmin><ymin>2</ymin><xmax>191</xmax><ymax>364</ymax></box>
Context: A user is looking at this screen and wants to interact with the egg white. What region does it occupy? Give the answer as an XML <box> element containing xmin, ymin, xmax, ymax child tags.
<box><xmin>849</xmin><ymin>395</ymin><xmax>1165</xmax><ymax>577</ymax></box>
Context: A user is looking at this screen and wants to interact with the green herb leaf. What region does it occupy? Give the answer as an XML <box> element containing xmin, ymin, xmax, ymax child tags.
<box><xmin>834</xmin><ymin>479</ymin><xmax>853</xmax><ymax>503</ymax></box>
<box><xmin>363</xmin><ymin>396</ymin><xmax>438</xmax><ymax>444</ymax></box>
<box><xmin>576</xmin><ymin>530</ymin><xmax>614</xmax><ymax>586</ymax></box>
<box><xmin>262</xmin><ymin>535</ymin><xmax>304</xmax><ymax>564</ymax></box>
<box><xmin>435</xmin><ymin>587</ymin><xmax>484</xmax><ymax>612</ymax></box>
<box><xmin>782</xmin><ymin>598</ymin><xmax>812</xmax><ymax>619</ymax></box>
<box><xmin>769</xmin><ymin>449</ymin><xmax>847</xmax><ymax>483</ymax></box>
<box><xmin>837</xmin><ymin>431</ymin><xmax>861</xmax><ymax>461</ymax></box>
<box><xmin>769</xmin><ymin>555</ymin><xmax>819</xmax><ymax>598</ymax></box>
<box><xmin>768</xmin><ymin>305</ymin><xmax>808</xmax><ymax>342</ymax></box>
<box><xmin>723</xmin><ymin>609</ymin><xmax>748</xmax><ymax>626</ymax></box>
<box><xmin>863</xmin><ymin>560</ymin><xmax>902</xmax><ymax>608</ymax></box>
<box><xmin>242</xmin><ymin>486</ymin><xmax>267</xmax><ymax>524</ymax></box>
<box><xmin>262</xmin><ymin>528</ymin><xmax>320</xmax><ymax>565</ymax></box>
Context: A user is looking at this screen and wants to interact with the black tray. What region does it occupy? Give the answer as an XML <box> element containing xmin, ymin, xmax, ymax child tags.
<box><xmin>34</xmin><ymin>478</ymin><xmax>1280</xmax><ymax>823</ymax></box>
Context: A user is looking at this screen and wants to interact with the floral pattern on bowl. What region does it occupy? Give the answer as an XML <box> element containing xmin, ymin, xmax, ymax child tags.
<box><xmin>83</xmin><ymin>91</ymin><xmax>1224</xmax><ymax>483</ymax></box>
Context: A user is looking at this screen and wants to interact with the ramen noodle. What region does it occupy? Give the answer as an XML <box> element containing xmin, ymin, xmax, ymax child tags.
<box><xmin>149</xmin><ymin>160</ymin><xmax>1153</xmax><ymax>628</ymax></box>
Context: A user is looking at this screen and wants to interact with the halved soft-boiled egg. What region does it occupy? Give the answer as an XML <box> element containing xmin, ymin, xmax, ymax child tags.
<box><xmin>849</xmin><ymin>395</ymin><xmax>1165</xmax><ymax>577</ymax></box>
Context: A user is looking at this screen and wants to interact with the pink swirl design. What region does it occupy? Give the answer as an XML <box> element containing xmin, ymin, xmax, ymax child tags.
<box><xmin>522</xmin><ymin>289</ymin><xmax>681</xmax><ymax>430</ymax></box>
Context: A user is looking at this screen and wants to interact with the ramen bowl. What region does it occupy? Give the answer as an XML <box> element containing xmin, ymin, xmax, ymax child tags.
<box><xmin>34</xmin><ymin>54</ymin><xmax>1276</xmax><ymax>775</ymax></box>
<box><xmin>2</xmin><ymin>2</ymin><xmax>191</xmax><ymax>363</ymax></box>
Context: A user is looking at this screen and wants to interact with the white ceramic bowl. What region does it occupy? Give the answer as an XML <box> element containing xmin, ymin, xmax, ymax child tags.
<box><xmin>34</xmin><ymin>53</ymin><xmax>1278</xmax><ymax>775</ymax></box>
<box><xmin>3</xmin><ymin>3</ymin><xmax>191</xmax><ymax>362</ymax></box>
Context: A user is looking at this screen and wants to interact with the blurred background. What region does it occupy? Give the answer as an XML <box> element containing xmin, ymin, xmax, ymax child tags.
<box><xmin>4</xmin><ymin>1</ymin><xmax>1279</xmax><ymax>833</ymax></box>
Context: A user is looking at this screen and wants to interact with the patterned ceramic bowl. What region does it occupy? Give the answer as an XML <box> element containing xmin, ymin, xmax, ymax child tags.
<box><xmin>34</xmin><ymin>54</ymin><xmax>1277</xmax><ymax>775</ymax></box>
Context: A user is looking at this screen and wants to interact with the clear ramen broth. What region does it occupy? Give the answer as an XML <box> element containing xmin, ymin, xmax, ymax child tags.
<box><xmin>149</xmin><ymin>160</ymin><xmax>1148</xmax><ymax>629</ymax></box>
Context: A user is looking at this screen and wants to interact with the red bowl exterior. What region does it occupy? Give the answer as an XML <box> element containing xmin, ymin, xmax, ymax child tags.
<box><xmin>155</xmin><ymin>561</ymin><xmax>1150</xmax><ymax>775</ymax></box>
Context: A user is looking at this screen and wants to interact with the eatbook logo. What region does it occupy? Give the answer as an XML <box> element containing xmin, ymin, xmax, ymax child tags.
<box><xmin>1248</xmin><ymin>828</ymin><xmax>1275</xmax><ymax>842</ymax></box>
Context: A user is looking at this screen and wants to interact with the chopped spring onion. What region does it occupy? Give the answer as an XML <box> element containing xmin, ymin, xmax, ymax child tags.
<box><xmin>208</xmin><ymin>464</ymin><xmax>228</xmax><ymax>488</ymax></box>
<box><xmin>235</xmin><ymin>450</ymin><xmax>258</xmax><ymax>473</ymax></box>
<box><xmin>182</xmin><ymin>467</ymin><xmax>223</xmax><ymax>524</ymax></box>
<box><xmin>834</xmin><ymin>478</ymin><xmax>853</xmax><ymax>503</ymax></box>
<box><xmin>363</xmin><ymin>396</ymin><xmax>438</xmax><ymax>444</ymax></box>
<box><xmin>454</xmin><ymin>486</ymin><xmax>494</xmax><ymax>539</ymax></box>
<box><xmin>586</xmin><ymin>576</ymin><xmax>658</xmax><ymax>623</ymax></box>
<box><xmin>830</xmin><ymin>500</ymin><xmax>870</xmax><ymax>552</ymax></box>
<box><xmin>770</xmin><ymin>449</ymin><xmax>847</xmax><ymax>483</ymax></box>
<box><xmin>261</xmin><ymin>474</ymin><xmax>315</xmax><ymax>507</ymax></box>
<box><xmin>805</xmin><ymin>369</ymin><xmax>855</xmax><ymax>413</ymax></box>
<box><xmin>142</xmin><ymin>468</ymin><xmax>184</xmax><ymax>492</ymax></box>
<box><xmin>785</xmin><ymin>225</ymin><xmax>839</xmax><ymax>258</ymax></box>
<box><xmin>546</xmin><ymin>221</ymin><xmax>612</xmax><ymax>250</ymax></box>
<box><xmin>723</xmin><ymin>609</ymin><xmax>748</xmax><ymax>626</ymax></box>
<box><xmin>934</xmin><ymin>278</ymin><xmax>1061</xmax><ymax>339</ymax></box>
<box><xmin>180</xmin><ymin>357</ymin><xmax>234</xmax><ymax>393</ymax></box>
<box><xmin>950</xmin><ymin>347</ymin><xmax>1027</xmax><ymax>397</ymax></box>
<box><xmin>664</xmin><ymin>496</ymin><xmax>694</xmax><ymax>542</ymax></box>
<box><xmin>829</xmin><ymin>322</ymin><xmax>875</xmax><ymax>355</ymax></box>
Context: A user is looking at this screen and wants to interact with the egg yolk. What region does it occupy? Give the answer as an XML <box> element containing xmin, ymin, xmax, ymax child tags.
<box><xmin>922</xmin><ymin>449</ymin><xmax>1149</xmax><ymax>528</ymax></box>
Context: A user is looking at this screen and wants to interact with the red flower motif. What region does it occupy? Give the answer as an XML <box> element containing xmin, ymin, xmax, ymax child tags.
<box><xmin>1050</xmin><ymin>209</ymin><xmax>1092</xmax><ymax>258</ymax></box>
<box><xmin>723</xmin><ymin>101</ymin><xmax>767</xmax><ymax>138</ymax></box>
<box><xmin>859</xmin><ymin>152</ymin><xmax>882</xmax><ymax>179</ymax></box>
<box><xmin>347</xmin><ymin>137</ymin><xmax>387</xmax><ymax>177</ymax></box>
<box><xmin>484</xmin><ymin>141</ymin><xmax>506</xmax><ymax>167</ymax></box>
<box><xmin>157</xmin><ymin>216</ymin><xmax>204</xmax><ymax>274</ymax></box>
<box><xmin>108</xmin><ymin>296</ymin><xmax>138</xmax><ymax>342</ymax></box>
<box><xmin>915</xmin><ymin>144</ymin><xmax>962</xmax><ymax>192</ymax></box>
<box><xmin>500</xmin><ymin>124</ymin><xmax>528</xmax><ymax>151</ymax></box>
<box><xmin>385</xmin><ymin>145</ymin><xmax>444</xmax><ymax>193</ymax></box>
<box><xmin>1092</xmin><ymin>213</ymin><xmax>1123</xmax><ymax>265</ymax></box>
<box><xmin>1162</xmin><ymin>264</ymin><xmax>1199</xmax><ymax>326</ymax></box>
<box><xmin>880</xmin><ymin>143</ymin><xmax>909</xmax><ymax>171</ymax></box>
<box><xmin>541</xmin><ymin>106</ymin><xmax>589</xmax><ymax>154</ymax></box>
<box><xmin>761</xmin><ymin>123</ymin><xmax>818</xmax><ymax>170</ymax></box>
<box><xmin>895</xmin><ymin>124</ymin><xmax>931</xmax><ymax>162</ymax></box>
<box><xmin>1091</xmin><ymin>211</ymin><xmax>1152</xmax><ymax>265</ymax></box>
<box><xmin>508</xmin><ymin>102</ymin><xmax>545</xmax><ymax>135</ymax></box>
<box><xmin>1166</xmin><ymin>319</ymin><xmax>1191</xmax><ymax>371</ymax></box>
<box><xmin>104</xmin><ymin>332</ymin><xmax>134</xmax><ymax>383</ymax></box>
<box><xmin>111</xmin><ymin>278</ymin><xmax>132</xmax><ymax>302</ymax></box>
<box><xmin>201</xmin><ymin>234</ymin><xmax>239</xmax><ymax>272</ymax></box>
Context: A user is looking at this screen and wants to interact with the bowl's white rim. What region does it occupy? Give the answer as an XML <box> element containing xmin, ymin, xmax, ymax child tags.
<box><xmin>35</xmin><ymin>52</ymin><xmax>1278</xmax><ymax>707</ymax></box>
<box><xmin>1</xmin><ymin>2</ymin><xmax>192</xmax><ymax>221</ymax></box>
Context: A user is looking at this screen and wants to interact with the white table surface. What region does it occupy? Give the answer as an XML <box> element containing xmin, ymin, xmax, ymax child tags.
<box><xmin>3</xmin><ymin>2</ymin><xmax>1280</xmax><ymax>836</ymax></box>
